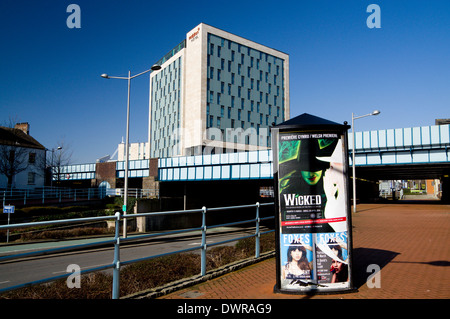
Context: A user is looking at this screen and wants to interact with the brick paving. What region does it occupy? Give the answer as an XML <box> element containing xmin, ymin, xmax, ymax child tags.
<box><xmin>159</xmin><ymin>203</ymin><xmax>450</xmax><ymax>299</ymax></box>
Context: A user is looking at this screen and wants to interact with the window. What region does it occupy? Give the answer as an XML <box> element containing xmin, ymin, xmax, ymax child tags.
<box><xmin>28</xmin><ymin>152</ymin><xmax>36</xmax><ymax>164</ymax></box>
<box><xmin>221</xmin><ymin>106</ymin><xmax>224</xmax><ymax>117</ymax></box>
<box><xmin>28</xmin><ymin>172</ymin><xmax>35</xmax><ymax>185</ymax></box>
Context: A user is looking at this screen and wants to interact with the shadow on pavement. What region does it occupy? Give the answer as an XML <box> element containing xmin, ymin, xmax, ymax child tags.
<box><xmin>352</xmin><ymin>247</ymin><xmax>400</xmax><ymax>289</ymax></box>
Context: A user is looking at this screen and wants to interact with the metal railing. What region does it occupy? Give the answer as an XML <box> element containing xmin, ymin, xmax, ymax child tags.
<box><xmin>1</xmin><ymin>187</ymin><xmax>160</xmax><ymax>206</ymax></box>
<box><xmin>1</xmin><ymin>187</ymin><xmax>107</xmax><ymax>206</ymax></box>
<box><xmin>0</xmin><ymin>202</ymin><xmax>274</xmax><ymax>299</ymax></box>
<box><xmin>106</xmin><ymin>188</ymin><xmax>159</xmax><ymax>199</ymax></box>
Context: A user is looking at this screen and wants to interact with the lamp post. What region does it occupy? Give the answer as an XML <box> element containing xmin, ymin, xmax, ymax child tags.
<box><xmin>101</xmin><ymin>64</ymin><xmax>161</xmax><ymax>238</ymax></box>
<box><xmin>351</xmin><ymin>110</ymin><xmax>380</xmax><ymax>213</ymax></box>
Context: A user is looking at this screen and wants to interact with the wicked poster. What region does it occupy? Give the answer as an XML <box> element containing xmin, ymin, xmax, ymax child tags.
<box><xmin>275</xmin><ymin>130</ymin><xmax>353</xmax><ymax>292</ymax></box>
<box><xmin>277</xmin><ymin>132</ymin><xmax>348</xmax><ymax>234</ymax></box>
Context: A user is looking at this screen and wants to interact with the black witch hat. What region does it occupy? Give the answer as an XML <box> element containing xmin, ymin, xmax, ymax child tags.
<box><xmin>296</xmin><ymin>138</ymin><xmax>338</xmax><ymax>171</ymax></box>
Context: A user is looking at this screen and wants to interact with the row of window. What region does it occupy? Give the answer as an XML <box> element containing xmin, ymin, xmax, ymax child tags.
<box><xmin>207</xmin><ymin>34</ymin><xmax>282</xmax><ymax>68</ymax></box>
<box><xmin>151</xmin><ymin>57</ymin><xmax>183</xmax><ymax>158</ymax></box>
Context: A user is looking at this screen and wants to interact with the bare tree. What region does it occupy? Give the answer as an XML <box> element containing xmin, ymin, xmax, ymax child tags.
<box><xmin>0</xmin><ymin>124</ymin><xmax>32</xmax><ymax>188</ymax></box>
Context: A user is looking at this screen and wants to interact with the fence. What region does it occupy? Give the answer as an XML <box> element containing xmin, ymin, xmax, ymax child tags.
<box><xmin>105</xmin><ymin>188</ymin><xmax>159</xmax><ymax>199</ymax></box>
<box><xmin>0</xmin><ymin>202</ymin><xmax>274</xmax><ymax>299</ymax></box>
<box><xmin>1</xmin><ymin>187</ymin><xmax>159</xmax><ymax>206</ymax></box>
<box><xmin>1</xmin><ymin>187</ymin><xmax>107</xmax><ymax>206</ymax></box>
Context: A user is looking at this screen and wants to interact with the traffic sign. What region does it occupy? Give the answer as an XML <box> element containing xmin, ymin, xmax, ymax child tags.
<box><xmin>3</xmin><ymin>205</ymin><xmax>15</xmax><ymax>214</ymax></box>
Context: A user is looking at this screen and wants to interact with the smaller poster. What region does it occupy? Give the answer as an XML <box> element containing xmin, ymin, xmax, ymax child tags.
<box><xmin>279</xmin><ymin>233</ymin><xmax>314</xmax><ymax>290</ymax></box>
<box><xmin>315</xmin><ymin>231</ymin><xmax>350</xmax><ymax>289</ymax></box>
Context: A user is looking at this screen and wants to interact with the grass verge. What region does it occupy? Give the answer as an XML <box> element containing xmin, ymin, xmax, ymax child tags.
<box><xmin>0</xmin><ymin>232</ymin><xmax>275</xmax><ymax>299</ymax></box>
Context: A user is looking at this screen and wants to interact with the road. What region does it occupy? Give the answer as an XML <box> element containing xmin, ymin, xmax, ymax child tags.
<box><xmin>0</xmin><ymin>226</ymin><xmax>267</xmax><ymax>292</ymax></box>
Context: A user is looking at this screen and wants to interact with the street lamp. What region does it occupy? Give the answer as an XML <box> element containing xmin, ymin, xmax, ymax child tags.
<box><xmin>351</xmin><ymin>110</ymin><xmax>380</xmax><ymax>213</ymax></box>
<box><xmin>101</xmin><ymin>64</ymin><xmax>161</xmax><ymax>238</ymax></box>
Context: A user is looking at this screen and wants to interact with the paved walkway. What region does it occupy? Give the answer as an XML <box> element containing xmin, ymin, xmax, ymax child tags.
<box><xmin>159</xmin><ymin>203</ymin><xmax>449</xmax><ymax>299</ymax></box>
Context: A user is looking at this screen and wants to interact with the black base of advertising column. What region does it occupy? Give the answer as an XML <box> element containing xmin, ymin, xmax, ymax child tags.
<box><xmin>272</xmin><ymin>113</ymin><xmax>357</xmax><ymax>295</ymax></box>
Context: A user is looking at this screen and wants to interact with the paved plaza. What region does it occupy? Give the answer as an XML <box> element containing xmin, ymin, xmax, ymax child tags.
<box><xmin>159</xmin><ymin>203</ymin><xmax>449</xmax><ymax>299</ymax></box>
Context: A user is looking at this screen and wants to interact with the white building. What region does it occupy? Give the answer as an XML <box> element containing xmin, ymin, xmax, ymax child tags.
<box><xmin>148</xmin><ymin>23</ymin><xmax>290</xmax><ymax>158</ymax></box>
<box><xmin>0</xmin><ymin>123</ymin><xmax>46</xmax><ymax>189</ymax></box>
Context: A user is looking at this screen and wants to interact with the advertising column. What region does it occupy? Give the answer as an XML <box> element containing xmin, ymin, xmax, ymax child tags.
<box><xmin>272</xmin><ymin>113</ymin><xmax>355</xmax><ymax>294</ymax></box>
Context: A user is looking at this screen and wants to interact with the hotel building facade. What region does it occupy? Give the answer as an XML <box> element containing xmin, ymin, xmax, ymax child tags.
<box><xmin>149</xmin><ymin>23</ymin><xmax>289</xmax><ymax>158</ymax></box>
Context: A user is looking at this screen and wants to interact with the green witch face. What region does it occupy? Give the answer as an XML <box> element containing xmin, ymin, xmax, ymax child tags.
<box><xmin>301</xmin><ymin>170</ymin><xmax>323</xmax><ymax>185</ymax></box>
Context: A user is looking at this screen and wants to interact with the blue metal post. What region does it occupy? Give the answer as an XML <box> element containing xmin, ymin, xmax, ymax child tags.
<box><xmin>255</xmin><ymin>202</ymin><xmax>260</xmax><ymax>258</ymax></box>
<box><xmin>112</xmin><ymin>211</ymin><xmax>121</xmax><ymax>299</ymax></box>
<box><xmin>201</xmin><ymin>206</ymin><xmax>207</xmax><ymax>276</ymax></box>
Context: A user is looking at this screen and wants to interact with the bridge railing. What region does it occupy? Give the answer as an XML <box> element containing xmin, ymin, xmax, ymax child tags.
<box><xmin>1</xmin><ymin>187</ymin><xmax>107</xmax><ymax>206</ymax></box>
<box><xmin>0</xmin><ymin>202</ymin><xmax>274</xmax><ymax>299</ymax></box>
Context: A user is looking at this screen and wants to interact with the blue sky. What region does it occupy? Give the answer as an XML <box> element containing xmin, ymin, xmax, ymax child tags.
<box><xmin>1</xmin><ymin>0</ymin><xmax>449</xmax><ymax>164</ymax></box>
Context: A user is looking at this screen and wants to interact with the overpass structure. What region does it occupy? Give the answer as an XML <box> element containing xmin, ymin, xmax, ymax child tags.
<box><xmin>56</xmin><ymin>124</ymin><xmax>450</xmax><ymax>204</ymax></box>
<box><xmin>158</xmin><ymin>124</ymin><xmax>450</xmax><ymax>182</ymax></box>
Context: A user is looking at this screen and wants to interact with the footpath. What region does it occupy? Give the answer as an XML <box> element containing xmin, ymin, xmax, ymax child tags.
<box><xmin>157</xmin><ymin>203</ymin><xmax>449</xmax><ymax>300</ymax></box>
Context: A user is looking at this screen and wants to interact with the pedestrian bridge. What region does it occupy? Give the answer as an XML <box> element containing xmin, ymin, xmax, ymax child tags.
<box><xmin>57</xmin><ymin>123</ymin><xmax>450</xmax><ymax>182</ymax></box>
<box><xmin>158</xmin><ymin>124</ymin><xmax>450</xmax><ymax>181</ymax></box>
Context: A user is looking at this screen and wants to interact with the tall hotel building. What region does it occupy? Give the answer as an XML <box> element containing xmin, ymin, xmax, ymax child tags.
<box><xmin>149</xmin><ymin>23</ymin><xmax>289</xmax><ymax>158</ymax></box>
